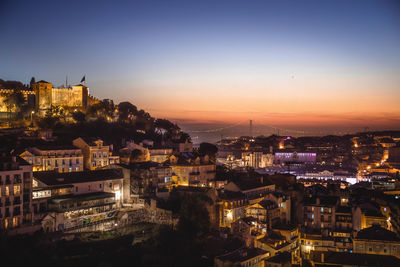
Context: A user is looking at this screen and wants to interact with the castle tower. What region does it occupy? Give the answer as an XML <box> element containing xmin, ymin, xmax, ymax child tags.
<box><xmin>72</xmin><ymin>84</ymin><xmax>88</xmax><ymax>109</ymax></box>
<box><xmin>33</xmin><ymin>80</ymin><xmax>53</xmax><ymax>115</ymax></box>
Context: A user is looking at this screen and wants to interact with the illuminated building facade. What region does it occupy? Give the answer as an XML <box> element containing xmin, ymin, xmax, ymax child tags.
<box><xmin>274</xmin><ymin>152</ymin><xmax>316</xmax><ymax>164</ymax></box>
<box><xmin>73</xmin><ymin>138</ymin><xmax>119</xmax><ymax>170</ymax></box>
<box><xmin>354</xmin><ymin>225</ymin><xmax>400</xmax><ymax>258</ymax></box>
<box><xmin>33</xmin><ymin>169</ymin><xmax>125</xmax><ymax>232</ymax></box>
<box><xmin>0</xmin><ymin>156</ymin><xmax>33</xmax><ymax>231</ymax></box>
<box><xmin>20</xmin><ymin>146</ymin><xmax>83</xmax><ymax>172</ymax></box>
<box><xmin>33</xmin><ymin>80</ymin><xmax>88</xmax><ymax>116</ymax></box>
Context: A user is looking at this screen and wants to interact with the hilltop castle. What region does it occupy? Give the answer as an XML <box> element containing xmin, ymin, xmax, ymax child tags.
<box><xmin>33</xmin><ymin>80</ymin><xmax>88</xmax><ymax>115</ymax></box>
<box><xmin>0</xmin><ymin>79</ymin><xmax>98</xmax><ymax>117</ymax></box>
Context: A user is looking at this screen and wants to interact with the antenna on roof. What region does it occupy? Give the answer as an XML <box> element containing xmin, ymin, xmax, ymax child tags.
<box><xmin>66</xmin><ymin>75</ymin><xmax>68</xmax><ymax>88</ymax></box>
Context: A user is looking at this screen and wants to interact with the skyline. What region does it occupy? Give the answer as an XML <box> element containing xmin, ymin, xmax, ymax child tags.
<box><xmin>1</xmin><ymin>0</ymin><xmax>400</xmax><ymax>130</ymax></box>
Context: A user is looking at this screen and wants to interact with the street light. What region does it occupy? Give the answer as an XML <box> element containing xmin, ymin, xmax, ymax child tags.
<box><xmin>30</xmin><ymin>111</ymin><xmax>35</xmax><ymax>126</ymax></box>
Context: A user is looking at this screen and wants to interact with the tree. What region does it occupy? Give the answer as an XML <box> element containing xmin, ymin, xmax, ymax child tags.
<box><xmin>130</xmin><ymin>149</ymin><xmax>144</xmax><ymax>163</ymax></box>
<box><xmin>118</xmin><ymin>101</ymin><xmax>137</xmax><ymax>122</ymax></box>
<box><xmin>198</xmin><ymin>142</ymin><xmax>218</xmax><ymax>161</ymax></box>
<box><xmin>72</xmin><ymin>111</ymin><xmax>86</xmax><ymax>123</ymax></box>
<box><xmin>4</xmin><ymin>90</ymin><xmax>25</xmax><ymax>120</ymax></box>
<box><xmin>86</xmin><ymin>99</ymin><xmax>114</xmax><ymax>120</ymax></box>
<box><xmin>36</xmin><ymin>114</ymin><xmax>60</xmax><ymax>129</ymax></box>
<box><xmin>177</xmin><ymin>194</ymin><xmax>212</xmax><ymax>235</ymax></box>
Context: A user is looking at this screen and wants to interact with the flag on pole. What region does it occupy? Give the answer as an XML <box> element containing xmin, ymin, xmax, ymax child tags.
<box><xmin>80</xmin><ymin>75</ymin><xmax>86</xmax><ymax>83</ymax></box>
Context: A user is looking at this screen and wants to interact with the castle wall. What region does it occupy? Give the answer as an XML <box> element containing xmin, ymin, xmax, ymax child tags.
<box><xmin>33</xmin><ymin>82</ymin><xmax>89</xmax><ymax>114</ymax></box>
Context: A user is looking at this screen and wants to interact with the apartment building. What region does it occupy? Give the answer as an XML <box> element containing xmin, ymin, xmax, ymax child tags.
<box><xmin>20</xmin><ymin>146</ymin><xmax>83</xmax><ymax>172</ymax></box>
<box><xmin>73</xmin><ymin>137</ymin><xmax>119</xmax><ymax>170</ymax></box>
<box><xmin>0</xmin><ymin>155</ymin><xmax>32</xmax><ymax>231</ymax></box>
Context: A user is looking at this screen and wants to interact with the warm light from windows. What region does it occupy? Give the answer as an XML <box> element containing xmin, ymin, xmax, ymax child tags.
<box><xmin>227</xmin><ymin>210</ymin><xmax>233</xmax><ymax>221</ymax></box>
<box><xmin>115</xmin><ymin>190</ymin><xmax>121</xmax><ymax>200</ymax></box>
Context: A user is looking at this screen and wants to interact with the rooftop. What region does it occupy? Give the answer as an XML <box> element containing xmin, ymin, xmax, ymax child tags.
<box><xmin>33</xmin><ymin>168</ymin><xmax>123</xmax><ymax>186</ymax></box>
<box><xmin>355</xmin><ymin>225</ymin><xmax>400</xmax><ymax>242</ymax></box>
<box><xmin>231</xmin><ymin>177</ymin><xmax>273</xmax><ymax>191</ymax></box>
<box><xmin>118</xmin><ymin>161</ymin><xmax>161</xmax><ymax>170</ymax></box>
<box><xmin>51</xmin><ymin>191</ymin><xmax>116</xmax><ymax>204</ymax></box>
<box><xmin>311</xmin><ymin>251</ymin><xmax>400</xmax><ymax>266</ymax></box>
<box><xmin>303</xmin><ymin>196</ymin><xmax>338</xmax><ymax>206</ymax></box>
<box><xmin>216</xmin><ymin>247</ymin><xmax>267</xmax><ymax>263</ymax></box>
<box><xmin>265</xmin><ymin>252</ymin><xmax>291</xmax><ymax>263</ymax></box>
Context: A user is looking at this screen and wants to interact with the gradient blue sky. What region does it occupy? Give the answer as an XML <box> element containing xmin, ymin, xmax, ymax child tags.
<box><xmin>1</xmin><ymin>0</ymin><xmax>400</xmax><ymax>128</ymax></box>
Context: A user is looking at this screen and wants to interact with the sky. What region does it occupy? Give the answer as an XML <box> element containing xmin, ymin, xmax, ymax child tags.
<box><xmin>1</xmin><ymin>0</ymin><xmax>400</xmax><ymax>133</ymax></box>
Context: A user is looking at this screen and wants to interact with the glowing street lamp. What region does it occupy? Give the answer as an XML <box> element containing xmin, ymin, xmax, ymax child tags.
<box><xmin>30</xmin><ymin>111</ymin><xmax>35</xmax><ymax>126</ymax></box>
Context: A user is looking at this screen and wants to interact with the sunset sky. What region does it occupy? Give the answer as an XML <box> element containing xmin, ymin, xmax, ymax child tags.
<box><xmin>1</xmin><ymin>0</ymin><xmax>400</xmax><ymax>130</ymax></box>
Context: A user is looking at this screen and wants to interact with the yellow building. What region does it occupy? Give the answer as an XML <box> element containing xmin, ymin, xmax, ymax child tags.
<box><xmin>73</xmin><ymin>137</ymin><xmax>119</xmax><ymax>170</ymax></box>
<box><xmin>353</xmin><ymin>206</ymin><xmax>387</xmax><ymax>231</ymax></box>
<box><xmin>169</xmin><ymin>155</ymin><xmax>216</xmax><ymax>186</ymax></box>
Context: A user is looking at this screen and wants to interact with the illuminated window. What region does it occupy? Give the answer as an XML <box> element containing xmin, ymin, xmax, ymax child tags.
<box><xmin>5</xmin><ymin>186</ymin><xmax>9</xmax><ymax>196</ymax></box>
<box><xmin>13</xmin><ymin>185</ymin><xmax>20</xmax><ymax>196</ymax></box>
<box><xmin>12</xmin><ymin>217</ymin><xmax>19</xmax><ymax>227</ymax></box>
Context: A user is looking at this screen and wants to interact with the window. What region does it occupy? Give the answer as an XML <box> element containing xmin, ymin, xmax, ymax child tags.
<box><xmin>75</xmin><ymin>187</ymin><xmax>78</xmax><ymax>192</ymax></box>
<box><xmin>23</xmin><ymin>172</ymin><xmax>30</xmax><ymax>179</ymax></box>
<box><xmin>109</xmin><ymin>182</ymin><xmax>112</xmax><ymax>188</ymax></box>
<box><xmin>13</xmin><ymin>185</ymin><xmax>20</xmax><ymax>196</ymax></box>
<box><xmin>14</xmin><ymin>174</ymin><xmax>21</xmax><ymax>183</ymax></box>
<box><xmin>12</xmin><ymin>217</ymin><xmax>19</xmax><ymax>227</ymax></box>
<box><xmin>5</xmin><ymin>186</ymin><xmax>10</xmax><ymax>196</ymax></box>
<box><xmin>76</xmin><ymin>158</ymin><xmax>79</xmax><ymax>164</ymax></box>
<box><xmin>62</xmin><ymin>159</ymin><xmax>65</xmax><ymax>165</ymax></box>
<box><xmin>99</xmin><ymin>183</ymin><xmax>102</xmax><ymax>188</ymax></box>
